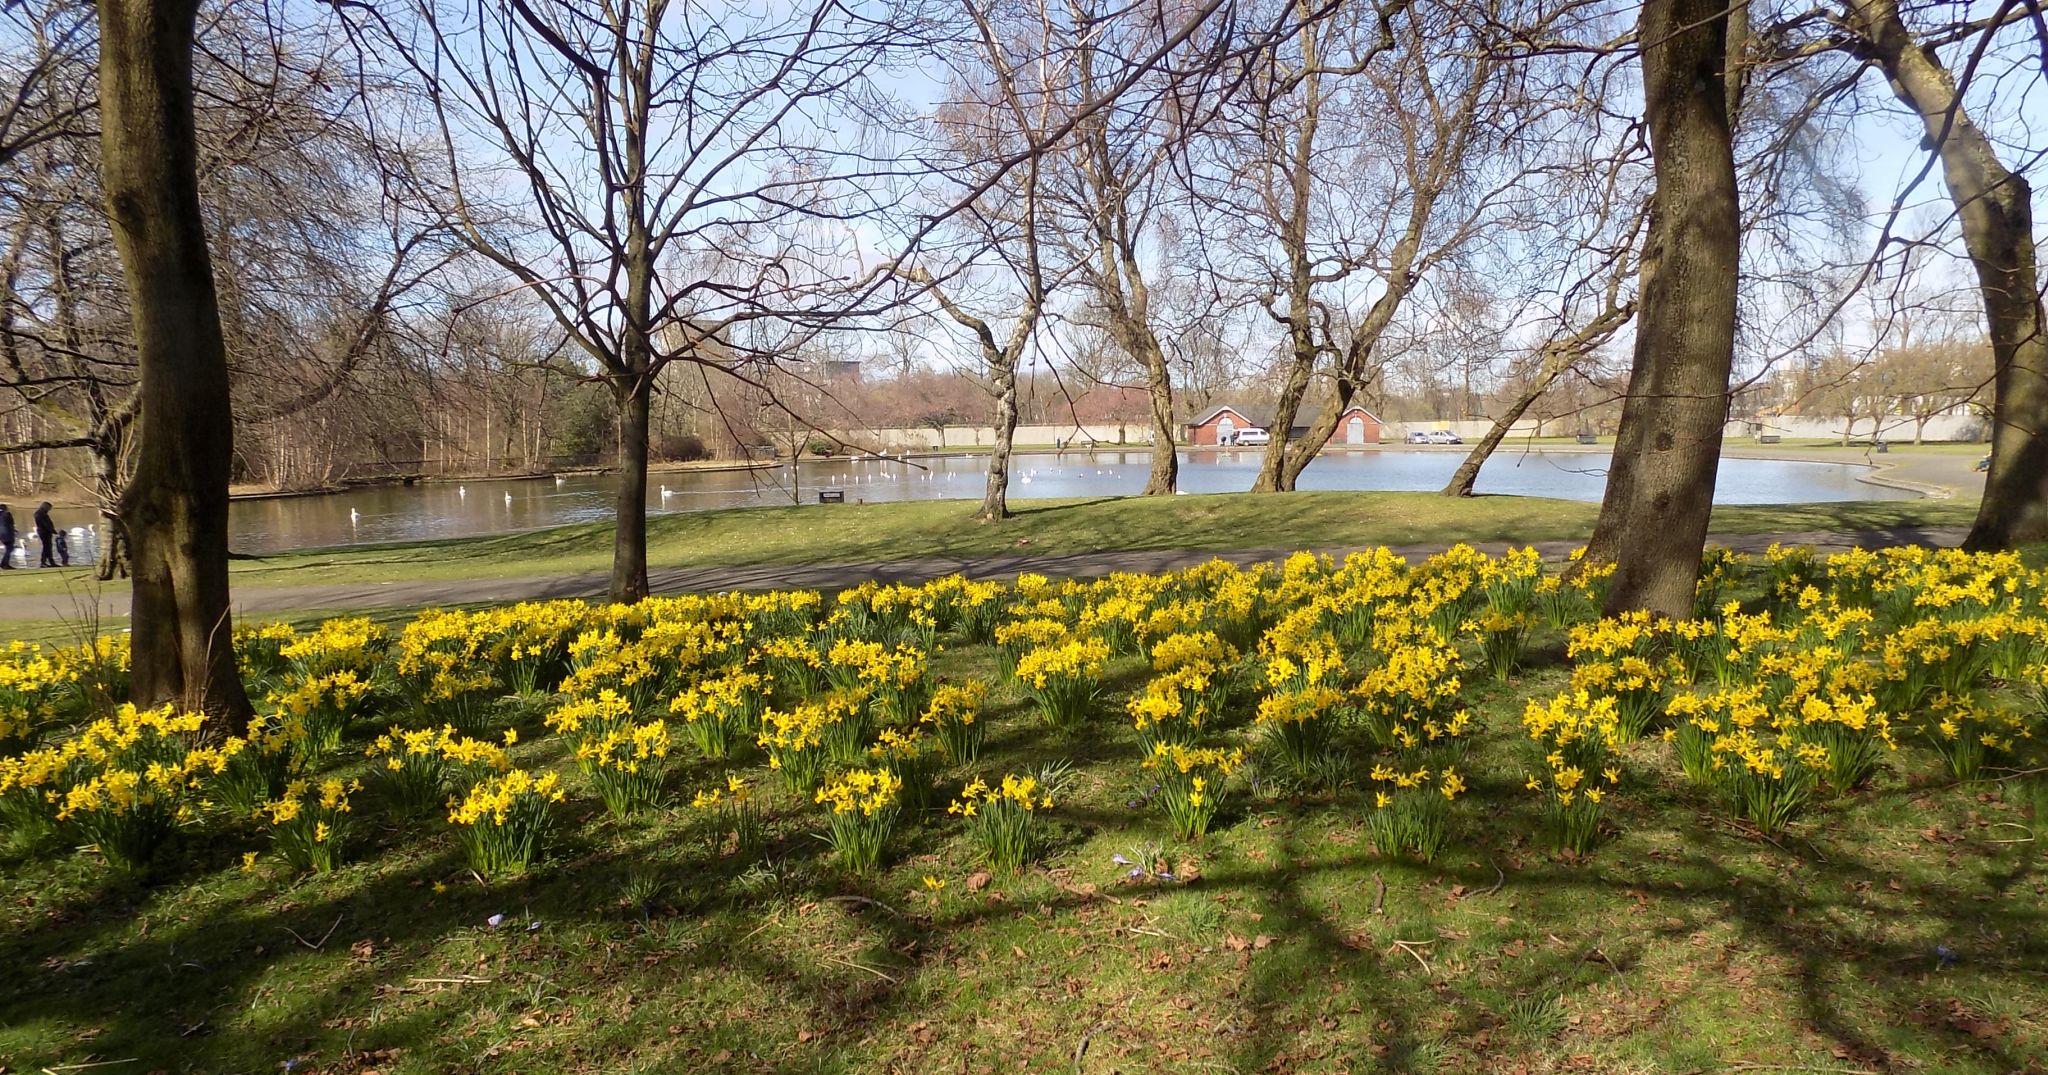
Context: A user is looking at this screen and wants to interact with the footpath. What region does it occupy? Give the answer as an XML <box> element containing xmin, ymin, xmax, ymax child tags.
<box><xmin>0</xmin><ymin>524</ymin><xmax>1971</xmax><ymax>623</ymax></box>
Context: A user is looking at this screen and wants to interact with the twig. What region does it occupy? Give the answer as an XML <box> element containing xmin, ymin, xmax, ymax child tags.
<box><xmin>1587</xmin><ymin>946</ymin><xmax>1634</xmax><ymax>993</ymax></box>
<box><xmin>41</xmin><ymin>1061</ymin><xmax>139</xmax><ymax>1074</ymax></box>
<box><xmin>1390</xmin><ymin>938</ymin><xmax>1434</xmax><ymax>975</ymax></box>
<box><xmin>823</xmin><ymin>956</ymin><xmax>898</xmax><ymax>983</ymax></box>
<box><xmin>407</xmin><ymin>975</ymin><xmax>493</xmax><ymax>985</ymax></box>
<box><xmin>820</xmin><ymin>894</ymin><xmax>903</xmax><ymax>917</ymax></box>
<box><xmin>1482</xmin><ymin>860</ymin><xmax>1506</xmax><ymax>897</ymax></box>
<box><xmin>1728</xmin><ymin>1056</ymin><xmax>1875</xmax><ymax>1064</ymax></box>
<box><xmin>1372</xmin><ymin>871</ymin><xmax>1387</xmax><ymax>914</ymax></box>
<box><xmin>282</xmin><ymin>914</ymin><xmax>343</xmax><ymax>951</ymax></box>
<box><xmin>1072</xmin><ymin>1018</ymin><xmax>1112</xmax><ymax>1074</ymax></box>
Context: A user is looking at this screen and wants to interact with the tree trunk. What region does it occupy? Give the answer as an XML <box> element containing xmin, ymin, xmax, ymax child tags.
<box><xmin>980</xmin><ymin>360</ymin><xmax>1017</xmax><ymax>521</ymax></box>
<box><xmin>1278</xmin><ymin>373</ymin><xmax>1361</xmax><ymax>490</ymax></box>
<box><xmin>610</xmin><ymin>369</ymin><xmax>652</xmax><ymax>603</ymax></box>
<box><xmin>89</xmin><ymin>440</ymin><xmax>133</xmax><ymax>580</ymax></box>
<box><xmin>1842</xmin><ymin>0</ymin><xmax>2048</xmax><ymax>548</ymax></box>
<box><xmin>1253</xmin><ymin>348</ymin><xmax>1315</xmax><ymax>492</ymax></box>
<box><xmin>1580</xmin><ymin>0</ymin><xmax>1740</xmax><ymax>618</ymax></box>
<box><xmin>1138</xmin><ymin>339</ymin><xmax>1177</xmax><ymax>496</ymax></box>
<box><xmin>96</xmin><ymin>0</ymin><xmax>251</xmax><ymax>721</ymax></box>
<box><xmin>1445</xmin><ymin>369</ymin><xmax>1561</xmax><ymax>497</ymax></box>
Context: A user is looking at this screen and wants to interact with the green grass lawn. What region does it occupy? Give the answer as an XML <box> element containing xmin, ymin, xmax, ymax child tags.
<box><xmin>0</xmin><ymin>492</ymin><xmax>1985</xmax><ymax>602</ymax></box>
<box><xmin>2</xmin><ymin>627</ymin><xmax>2041</xmax><ymax>1074</ymax></box>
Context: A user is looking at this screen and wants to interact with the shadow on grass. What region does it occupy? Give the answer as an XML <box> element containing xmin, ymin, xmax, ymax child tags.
<box><xmin>3</xmin><ymin>768</ymin><xmax>2043</xmax><ymax>1074</ymax></box>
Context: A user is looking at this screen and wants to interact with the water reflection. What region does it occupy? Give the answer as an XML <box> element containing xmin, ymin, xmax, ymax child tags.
<box><xmin>228</xmin><ymin>448</ymin><xmax>1911</xmax><ymax>555</ymax></box>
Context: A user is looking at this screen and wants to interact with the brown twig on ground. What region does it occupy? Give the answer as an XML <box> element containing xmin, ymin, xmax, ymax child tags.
<box><xmin>1390</xmin><ymin>938</ymin><xmax>1435</xmax><ymax>975</ymax></box>
<box><xmin>1072</xmin><ymin>1018</ymin><xmax>1113</xmax><ymax>1073</ymax></box>
<box><xmin>820</xmin><ymin>894</ymin><xmax>904</xmax><ymax>917</ymax></box>
<box><xmin>282</xmin><ymin>914</ymin><xmax>343</xmax><ymax>951</ymax></box>
<box><xmin>1372</xmin><ymin>871</ymin><xmax>1387</xmax><ymax>914</ymax></box>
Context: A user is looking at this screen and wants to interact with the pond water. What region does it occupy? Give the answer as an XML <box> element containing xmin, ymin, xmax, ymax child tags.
<box><xmin>227</xmin><ymin>448</ymin><xmax>1911</xmax><ymax>555</ymax></box>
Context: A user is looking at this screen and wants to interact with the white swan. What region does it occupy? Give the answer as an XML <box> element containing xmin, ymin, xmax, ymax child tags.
<box><xmin>504</xmin><ymin>491</ymin><xmax>512</xmax><ymax>505</ymax></box>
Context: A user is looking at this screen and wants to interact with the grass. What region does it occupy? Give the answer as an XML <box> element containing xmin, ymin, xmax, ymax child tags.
<box><xmin>0</xmin><ymin>491</ymin><xmax>1985</xmax><ymax>602</ymax></box>
<box><xmin>2</xmin><ymin>616</ymin><xmax>2044</xmax><ymax>1073</ymax></box>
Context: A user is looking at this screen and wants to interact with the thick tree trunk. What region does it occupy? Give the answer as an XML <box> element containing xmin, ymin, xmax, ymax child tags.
<box><xmin>1843</xmin><ymin>0</ymin><xmax>2048</xmax><ymax>548</ymax></box>
<box><xmin>1581</xmin><ymin>0</ymin><xmax>1740</xmax><ymax>618</ymax></box>
<box><xmin>1253</xmin><ymin>350</ymin><xmax>1315</xmax><ymax>492</ymax></box>
<box><xmin>980</xmin><ymin>360</ymin><xmax>1017</xmax><ymax>521</ymax></box>
<box><xmin>1278</xmin><ymin>374</ymin><xmax>1360</xmax><ymax>490</ymax></box>
<box><xmin>610</xmin><ymin>369</ymin><xmax>652</xmax><ymax>603</ymax></box>
<box><xmin>96</xmin><ymin>0</ymin><xmax>251</xmax><ymax>721</ymax></box>
<box><xmin>1137</xmin><ymin>339</ymin><xmax>1177</xmax><ymax>496</ymax></box>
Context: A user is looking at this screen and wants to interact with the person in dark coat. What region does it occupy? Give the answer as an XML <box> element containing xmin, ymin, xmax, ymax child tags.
<box><xmin>0</xmin><ymin>504</ymin><xmax>14</xmax><ymax>569</ymax></box>
<box><xmin>33</xmin><ymin>503</ymin><xmax>57</xmax><ymax>567</ymax></box>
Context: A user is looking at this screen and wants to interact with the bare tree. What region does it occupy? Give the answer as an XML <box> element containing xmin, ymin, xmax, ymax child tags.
<box><xmin>1040</xmin><ymin>0</ymin><xmax>1242</xmax><ymax>496</ymax></box>
<box><xmin>93</xmin><ymin>0</ymin><xmax>253</xmax><ymax>720</ymax></box>
<box><xmin>1196</xmin><ymin>0</ymin><xmax>1577</xmax><ymax>492</ymax></box>
<box><xmin>915</xmin><ymin>0</ymin><xmax>1076</xmax><ymax>521</ymax></box>
<box><xmin>1</xmin><ymin>0</ymin><xmax>448</xmax><ymax>576</ymax></box>
<box><xmin>1831</xmin><ymin>0</ymin><xmax>2048</xmax><ymax>548</ymax></box>
<box><xmin>375</xmin><ymin>0</ymin><xmax>941</xmax><ymax>602</ymax></box>
<box><xmin>1581</xmin><ymin>0</ymin><xmax>1741</xmax><ymax>617</ymax></box>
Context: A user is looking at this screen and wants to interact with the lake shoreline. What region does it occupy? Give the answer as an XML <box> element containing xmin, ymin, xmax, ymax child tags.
<box><xmin>226</xmin><ymin>458</ymin><xmax>779</xmax><ymax>502</ymax></box>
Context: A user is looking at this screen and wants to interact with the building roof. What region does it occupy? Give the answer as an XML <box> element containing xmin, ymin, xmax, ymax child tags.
<box><xmin>1188</xmin><ymin>403</ymin><xmax>1383</xmax><ymax>428</ymax></box>
<box><xmin>1187</xmin><ymin>404</ymin><xmax>1273</xmax><ymax>428</ymax></box>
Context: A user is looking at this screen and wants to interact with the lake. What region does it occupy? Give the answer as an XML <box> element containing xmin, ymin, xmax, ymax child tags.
<box><xmin>227</xmin><ymin>448</ymin><xmax>1912</xmax><ymax>555</ymax></box>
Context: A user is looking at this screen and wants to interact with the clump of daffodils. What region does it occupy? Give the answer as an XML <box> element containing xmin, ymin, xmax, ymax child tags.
<box><xmin>814</xmin><ymin>767</ymin><xmax>901</xmax><ymax>875</ymax></box>
<box><xmin>920</xmin><ymin>680</ymin><xmax>988</xmax><ymax>764</ymax></box>
<box><xmin>691</xmin><ymin>774</ymin><xmax>761</xmax><ymax>858</ymax></box>
<box><xmin>949</xmin><ymin>773</ymin><xmax>1053</xmax><ymax>872</ymax></box>
<box><xmin>1142</xmin><ymin>744</ymin><xmax>1243</xmax><ymax>840</ymax></box>
<box><xmin>1015</xmin><ymin>636</ymin><xmax>1111</xmax><ymax>730</ymax></box>
<box><xmin>447</xmin><ymin>769</ymin><xmax>565</xmax><ymax>880</ymax></box>
<box><xmin>1365</xmin><ymin>762</ymin><xmax>1464</xmax><ymax>862</ymax></box>
<box><xmin>260</xmin><ymin>777</ymin><xmax>361</xmax><ymax>873</ymax></box>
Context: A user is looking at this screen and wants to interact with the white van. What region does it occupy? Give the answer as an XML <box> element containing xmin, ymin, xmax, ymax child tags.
<box><xmin>1233</xmin><ymin>428</ymin><xmax>1271</xmax><ymax>446</ymax></box>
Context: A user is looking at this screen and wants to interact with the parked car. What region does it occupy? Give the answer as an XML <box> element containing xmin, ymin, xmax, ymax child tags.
<box><xmin>1233</xmin><ymin>428</ymin><xmax>1271</xmax><ymax>446</ymax></box>
<box><xmin>1404</xmin><ymin>430</ymin><xmax>1431</xmax><ymax>444</ymax></box>
<box><xmin>1425</xmin><ymin>430</ymin><xmax>1463</xmax><ymax>445</ymax></box>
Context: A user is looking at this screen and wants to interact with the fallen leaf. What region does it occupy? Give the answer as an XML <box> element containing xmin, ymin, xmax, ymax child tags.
<box><xmin>966</xmin><ymin>870</ymin><xmax>991</xmax><ymax>892</ymax></box>
<box><xmin>1253</xmin><ymin>934</ymin><xmax>1273</xmax><ymax>950</ymax></box>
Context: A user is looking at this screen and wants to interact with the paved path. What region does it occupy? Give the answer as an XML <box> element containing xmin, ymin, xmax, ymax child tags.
<box><xmin>0</xmin><ymin>525</ymin><xmax>1970</xmax><ymax>622</ymax></box>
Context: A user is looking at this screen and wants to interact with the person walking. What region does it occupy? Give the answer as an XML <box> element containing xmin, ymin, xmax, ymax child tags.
<box><xmin>0</xmin><ymin>504</ymin><xmax>14</xmax><ymax>569</ymax></box>
<box><xmin>33</xmin><ymin>503</ymin><xmax>57</xmax><ymax>567</ymax></box>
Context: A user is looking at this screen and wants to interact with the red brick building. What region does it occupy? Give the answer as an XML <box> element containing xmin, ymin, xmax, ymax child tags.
<box><xmin>1184</xmin><ymin>404</ymin><xmax>1382</xmax><ymax>447</ymax></box>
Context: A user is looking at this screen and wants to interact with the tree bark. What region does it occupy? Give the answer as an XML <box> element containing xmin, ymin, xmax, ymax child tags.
<box><xmin>1580</xmin><ymin>0</ymin><xmax>1740</xmax><ymax>618</ymax></box>
<box><xmin>610</xmin><ymin>368</ymin><xmax>652</xmax><ymax>603</ymax></box>
<box><xmin>1253</xmin><ymin>334</ymin><xmax>1315</xmax><ymax>492</ymax></box>
<box><xmin>982</xmin><ymin>357</ymin><xmax>1017</xmax><ymax>521</ymax></box>
<box><xmin>1445</xmin><ymin>301</ymin><xmax>1635</xmax><ymax>498</ymax></box>
<box><xmin>95</xmin><ymin>0</ymin><xmax>251</xmax><ymax>721</ymax></box>
<box><xmin>1445</xmin><ymin>372</ymin><xmax>1558</xmax><ymax>498</ymax></box>
<box><xmin>1842</xmin><ymin>0</ymin><xmax>2048</xmax><ymax>548</ymax></box>
<box><xmin>1137</xmin><ymin>335</ymin><xmax>1178</xmax><ymax>496</ymax></box>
